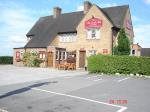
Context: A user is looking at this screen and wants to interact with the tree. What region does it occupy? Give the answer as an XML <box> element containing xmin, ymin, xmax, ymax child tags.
<box><xmin>113</xmin><ymin>28</ymin><xmax>130</xmax><ymax>55</ymax></box>
<box><xmin>22</xmin><ymin>52</ymin><xmax>41</xmax><ymax>67</ymax></box>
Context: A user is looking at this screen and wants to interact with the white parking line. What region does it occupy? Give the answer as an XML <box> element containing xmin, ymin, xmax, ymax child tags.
<box><xmin>63</xmin><ymin>76</ymin><xmax>73</xmax><ymax>79</ymax></box>
<box><xmin>94</xmin><ymin>78</ymin><xmax>102</xmax><ymax>82</ymax></box>
<box><xmin>86</xmin><ymin>75</ymin><xmax>103</xmax><ymax>79</ymax></box>
<box><xmin>31</xmin><ymin>88</ymin><xmax>127</xmax><ymax>112</ymax></box>
<box><xmin>118</xmin><ymin>77</ymin><xmax>131</xmax><ymax>82</ymax></box>
<box><xmin>0</xmin><ymin>108</ymin><xmax>8</xmax><ymax>112</ymax></box>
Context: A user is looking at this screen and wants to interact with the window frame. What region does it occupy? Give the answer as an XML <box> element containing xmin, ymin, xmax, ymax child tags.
<box><xmin>56</xmin><ymin>50</ymin><xmax>59</xmax><ymax>60</ymax></box>
<box><xmin>39</xmin><ymin>51</ymin><xmax>46</xmax><ymax>59</ymax></box>
<box><xmin>88</xmin><ymin>50</ymin><xmax>97</xmax><ymax>56</ymax></box>
<box><xmin>59</xmin><ymin>33</ymin><xmax>77</xmax><ymax>43</ymax></box>
<box><xmin>20</xmin><ymin>51</ymin><xmax>24</xmax><ymax>59</ymax></box>
<box><xmin>86</xmin><ymin>28</ymin><xmax>100</xmax><ymax>39</ymax></box>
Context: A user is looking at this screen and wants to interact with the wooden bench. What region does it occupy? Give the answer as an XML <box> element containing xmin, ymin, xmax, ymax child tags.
<box><xmin>56</xmin><ymin>63</ymin><xmax>76</xmax><ymax>70</ymax></box>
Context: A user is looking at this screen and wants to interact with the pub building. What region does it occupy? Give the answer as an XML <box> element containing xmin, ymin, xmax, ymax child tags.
<box><xmin>13</xmin><ymin>1</ymin><xmax>134</xmax><ymax>69</ymax></box>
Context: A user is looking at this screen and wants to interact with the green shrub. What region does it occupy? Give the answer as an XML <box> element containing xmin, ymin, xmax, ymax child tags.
<box><xmin>113</xmin><ymin>28</ymin><xmax>130</xmax><ymax>55</ymax></box>
<box><xmin>22</xmin><ymin>52</ymin><xmax>41</xmax><ymax>67</ymax></box>
<box><xmin>88</xmin><ymin>55</ymin><xmax>150</xmax><ymax>75</ymax></box>
<box><xmin>0</xmin><ymin>56</ymin><xmax>13</xmax><ymax>64</ymax></box>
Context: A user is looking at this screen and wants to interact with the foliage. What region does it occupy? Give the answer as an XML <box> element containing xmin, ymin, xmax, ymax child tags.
<box><xmin>88</xmin><ymin>55</ymin><xmax>150</xmax><ymax>75</ymax></box>
<box><xmin>22</xmin><ymin>52</ymin><xmax>41</xmax><ymax>67</ymax></box>
<box><xmin>0</xmin><ymin>56</ymin><xmax>13</xmax><ymax>64</ymax></box>
<box><xmin>114</xmin><ymin>28</ymin><xmax>130</xmax><ymax>55</ymax></box>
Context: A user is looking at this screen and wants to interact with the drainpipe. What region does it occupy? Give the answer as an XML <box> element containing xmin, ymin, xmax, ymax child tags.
<box><xmin>46</xmin><ymin>47</ymin><xmax>48</xmax><ymax>67</ymax></box>
<box><xmin>111</xmin><ymin>27</ymin><xmax>114</xmax><ymax>55</ymax></box>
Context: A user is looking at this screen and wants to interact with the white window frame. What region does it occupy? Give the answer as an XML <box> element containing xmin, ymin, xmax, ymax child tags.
<box><xmin>56</xmin><ymin>50</ymin><xmax>59</xmax><ymax>60</ymax></box>
<box><xmin>43</xmin><ymin>54</ymin><xmax>46</xmax><ymax>59</ymax></box>
<box><xmin>20</xmin><ymin>51</ymin><xmax>24</xmax><ymax>59</ymax></box>
<box><xmin>87</xmin><ymin>28</ymin><xmax>100</xmax><ymax>39</ymax></box>
<box><xmin>40</xmin><ymin>54</ymin><xmax>43</xmax><ymax>59</ymax></box>
<box><xmin>88</xmin><ymin>50</ymin><xmax>97</xmax><ymax>56</ymax></box>
<box><xmin>39</xmin><ymin>51</ymin><xmax>46</xmax><ymax>59</ymax></box>
<box><xmin>59</xmin><ymin>51</ymin><xmax>62</xmax><ymax>60</ymax></box>
<box><xmin>59</xmin><ymin>33</ymin><xmax>77</xmax><ymax>42</ymax></box>
<box><xmin>62</xmin><ymin>51</ymin><xmax>66</xmax><ymax>60</ymax></box>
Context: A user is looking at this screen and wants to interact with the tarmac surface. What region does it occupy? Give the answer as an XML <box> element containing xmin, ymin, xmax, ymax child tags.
<box><xmin>0</xmin><ymin>65</ymin><xmax>150</xmax><ymax>112</ymax></box>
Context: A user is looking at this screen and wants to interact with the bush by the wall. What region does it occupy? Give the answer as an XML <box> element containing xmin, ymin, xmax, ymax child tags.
<box><xmin>22</xmin><ymin>52</ymin><xmax>41</xmax><ymax>67</ymax></box>
<box><xmin>88</xmin><ymin>55</ymin><xmax>150</xmax><ymax>75</ymax></box>
<box><xmin>0</xmin><ymin>56</ymin><xmax>13</xmax><ymax>64</ymax></box>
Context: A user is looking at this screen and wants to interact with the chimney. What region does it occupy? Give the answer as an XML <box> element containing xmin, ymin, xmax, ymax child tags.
<box><xmin>53</xmin><ymin>7</ymin><xmax>61</xmax><ymax>18</ymax></box>
<box><xmin>84</xmin><ymin>1</ymin><xmax>92</xmax><ymax>14</ymax></box>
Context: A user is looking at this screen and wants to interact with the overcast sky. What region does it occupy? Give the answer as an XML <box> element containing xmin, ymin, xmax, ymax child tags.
<box><xmin>0</xmin><ymin>0</ymin><xmax>150</xmax><ymax>56</ymax></box>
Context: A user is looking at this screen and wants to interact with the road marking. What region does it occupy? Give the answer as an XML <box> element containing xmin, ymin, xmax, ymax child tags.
<box><xmin>118</xmin><ymin>77</ymin><xmax>131</xmax><ymax>82</ymax></box>
<box><xmin>94</xmin><ymin>78</ymin><xmax>102</xmax><ymax>82</ymax></box>
<box><xmin>86</xmin><ymin>75</ymin><xmax>103</xmax><ymax>79</ymax></box>
<box><xmin>31</xmin><ymin>88</ymin><xmax>127</xmax><ymax>112</ymax></box>
<box><xmin>0</xmin><ymin>108</ymin><xmax>8</xmax><ymax>112</ymax></box>
<box><xmin>64</xmin><ymin>76</ymin><xmax>73</xmax><ymax>79</ymax></box>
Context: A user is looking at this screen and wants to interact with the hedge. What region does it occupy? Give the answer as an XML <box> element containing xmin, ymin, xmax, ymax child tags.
<box><xmin>0</xmin><ymin>56</ymin><xmax>13</xmax><ymax>64</ymax></box>
<box><xmin>88</xmin><ymin>55</ymin><xmax>150</xmax><ymax>75</ymax></box>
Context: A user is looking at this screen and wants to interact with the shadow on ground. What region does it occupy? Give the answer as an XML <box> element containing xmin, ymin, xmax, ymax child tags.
<box><xmin>0</xmin><ymin>81</ymin><xmax>58</xmax><ymax>99</ymax></box>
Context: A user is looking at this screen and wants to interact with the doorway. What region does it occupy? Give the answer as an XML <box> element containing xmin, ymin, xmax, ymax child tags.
<box><xmin>79</xmin><ymin>51</ymin><xmax>86</xmax><ymax>68</ymax></box>
<box><xmin>48</xmin><ymin>52</ymin><xmax>53</xmax><ymax>67</ymax></box>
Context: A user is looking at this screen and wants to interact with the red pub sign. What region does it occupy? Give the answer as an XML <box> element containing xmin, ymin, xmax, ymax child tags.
<box><xmin>85</xmin><ymin>17</ymin><xmax>102</xmax><ymax>29</ymax></box>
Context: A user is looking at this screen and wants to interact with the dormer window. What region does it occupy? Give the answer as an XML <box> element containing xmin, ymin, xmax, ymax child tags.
<box><xmin>59</xmin><ymin>33</ymin><xmax>77</xmax><ymax>42</ymax></box>
<box><xmin>27</xmin><ymin>36</ymin><xmax>32</xmax><ymax>42</ymax></box>
<box><xmin>27</xmin><ymin>35</ymin><xmax>34</xmax><ymax>42</ymax></box>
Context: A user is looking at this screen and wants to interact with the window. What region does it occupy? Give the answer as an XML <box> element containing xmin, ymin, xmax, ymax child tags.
<box><xmin>59</xmin><ymin>33</ymin><xmax>77</xmax><ymax>42</ymax></box>
<box><xmin>43</xmin><ymin>54</ymin><xmax>46</xmax><ymax>58</ymax></box>
<box><xmin>91</xmin><ymin>29</ymin><xmax>96</xmax><ymax>38</ymax></box>
<box><xmin>20</xmin><ymin>51</ymin><xmax>24</xmax><ymax>59</ymax></box>
<box><xmin>56</xmin><ymin>51</ymin><xmax>59</xmax><ymax>60</ymax></box>
<box><xmin>40</xmin><ymin>54</ymin><xmax>43</xmax><ymax>59</ymax></box>
<box><xmin>63</xmin><ymin>51</ymin><xmax>66</xmax><ymax>60</ymax></box>
<box><xmin>87</xmin><ymin>28</ymin><xmax>100</xmax><ymax>39</ymax></box>
<box><xmin>89</xmin><ymin>50</ymin><xmax>97</xmax><ymax>56</ymax></box>
<box><xmin>59</xmin><ymin>51</ymin><xmax>62</xmax><ymax>60</ymax></box>
<box><xmin>39</xmin><ymin>51</ymin><xmax>46</xmax><ymax>59</ymax></box>
<box><xmin>56</xmin><ymin>51</ymin><xmax>67</xmax><ymax>60</ymax></box>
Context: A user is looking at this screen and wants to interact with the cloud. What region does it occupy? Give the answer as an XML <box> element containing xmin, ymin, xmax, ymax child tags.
<box><xmin>132</xmin><ymin>15</ymin><xmax>141</xmax><ymax>22</ymax></box>
<box><xmin>0</xmin><ymin>4</ymin><xmax>34</xmax><ymax>55</ymax></box>
<box><xmin>134</xmin><ymin>24</ymin><xmax>150</xmax><ymax>47</ymax></box>
<box><xmin>77</xmin><ymin>5</ymin><xmax>84</xmax><ymax>11</ymax></box>
<box><xmin>144</xmin><ymin>0</ymin><xmax>150</xmax><ymax>4</ymax></box>
<box><xmin>76</xmin><ymin>2</ymin><xmax>118</xmax><ymax>11</ymax></box>
<box><xmin>0</xmin><ymin>1</ymin><xmax>51</xmax><ymax>56</ymax></box>
<box><xmin>100</xmin><ymin>3</ymin><xmax>118</xmax><ymax>8</ymax></box>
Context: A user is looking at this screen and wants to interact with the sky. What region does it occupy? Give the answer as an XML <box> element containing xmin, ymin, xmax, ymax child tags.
<box><xmin>0</xmin><ymin>0</ymin><xmax>150</xmax><ymax>56</ymax></box>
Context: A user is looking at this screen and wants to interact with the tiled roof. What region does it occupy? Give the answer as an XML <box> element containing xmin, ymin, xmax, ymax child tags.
<box><xmin>141</xmin><ymin>48</ymin><xmax>150</xmax><ymax>57</ymax></box>
<box><xmin>25</xmin><ymin>5</ymin><xmax>129</xmax><ymax>48</ymax></box>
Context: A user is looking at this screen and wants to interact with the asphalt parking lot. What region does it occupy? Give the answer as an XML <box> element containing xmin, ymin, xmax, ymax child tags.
<box><xmin>0</xmin><ymin>65</ymin><xmax>150</xmax><ymax>112</ymax></box>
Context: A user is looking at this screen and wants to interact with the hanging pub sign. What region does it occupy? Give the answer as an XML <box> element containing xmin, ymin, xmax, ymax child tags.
<box><xmin>16</xmin><ymin>51</ymin><xmax>21</xmax><ymax>62</ymax></box>
<box><xmin>16</xmin><ymin>51</ymin><xmax>20</xmax><ymax>59</ymax></box>
<box><xmin>126</xmin><ymin>20</ymin><xmax>132</xmax><ymax>30</ymax></box>
<box><xmin>85</xmin><ymin>16</ymin><xmax>102</xmax><ymax>29</ymax></box>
